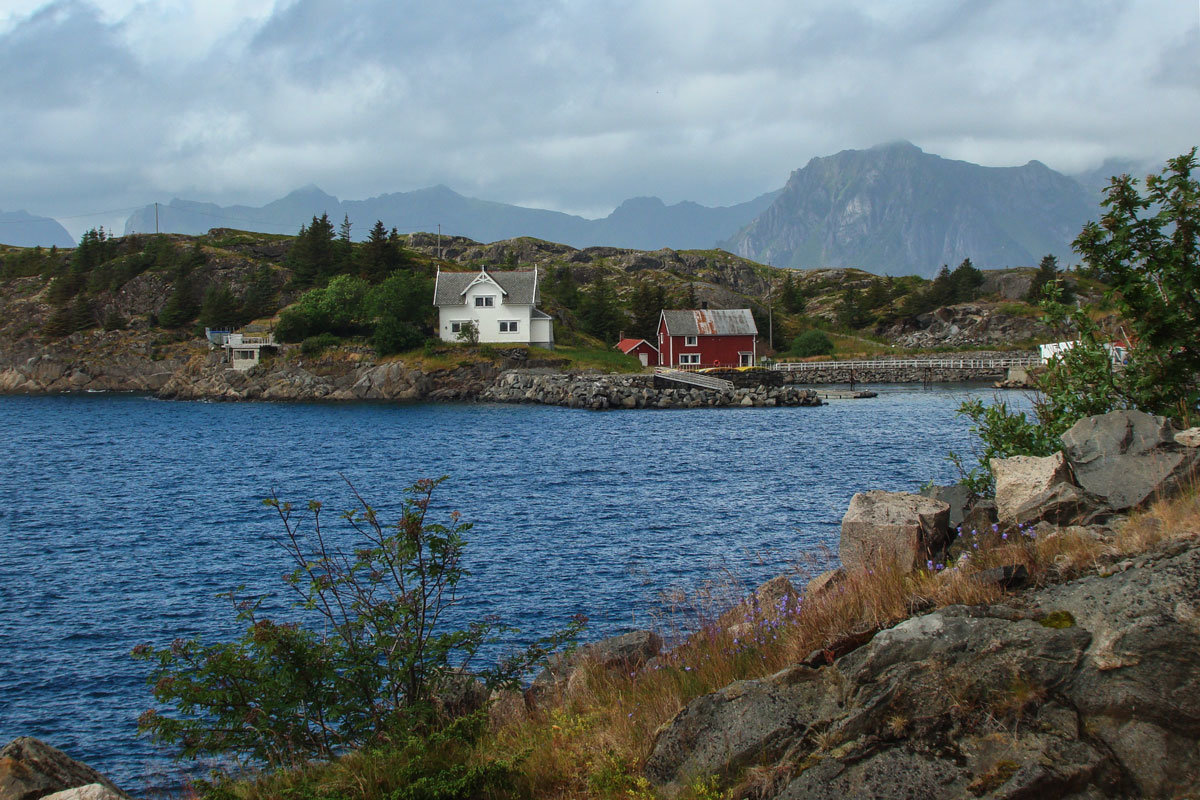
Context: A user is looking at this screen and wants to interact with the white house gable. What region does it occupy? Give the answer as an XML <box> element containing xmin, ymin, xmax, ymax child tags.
<box><xmin>434</xmin><ymin>267</ymin><xmax>553</xmax><ymax>349</ymax></box>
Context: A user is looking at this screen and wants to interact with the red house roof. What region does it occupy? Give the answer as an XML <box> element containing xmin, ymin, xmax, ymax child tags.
<box><xmin>616</xmin><ymin>338</ymin><xmax>657</xmax><ymax>354</ymax></box>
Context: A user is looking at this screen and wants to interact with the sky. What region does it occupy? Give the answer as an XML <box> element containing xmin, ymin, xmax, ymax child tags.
<box><xmin>2</xmin><ymin>0</ymin><xmax>1198</xmax><ymax>239</ymax></box>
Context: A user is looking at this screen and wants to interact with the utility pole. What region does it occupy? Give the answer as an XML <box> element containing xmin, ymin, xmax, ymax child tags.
<box><xmin>437</xmin><ymin>223</ymin><xmax>442</xmax><ymax>261</ymax></box>
<box><xmin>154</xmin><ymin>202</ymin><xmax>159</xmax><ymax>235</ymax></box>
<box><xmin>768</xmin><ymin>263</ymin><xmax>774</xmax><ymax>351</ymax></box>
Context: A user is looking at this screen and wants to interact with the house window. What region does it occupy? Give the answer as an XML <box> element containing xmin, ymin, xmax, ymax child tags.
<box><xmin>499</xmin><ymin>320</ymin><xmax>519</xmax><ymax>333</ymax></box>
<box><xmin>685</xmin><ymin>335</ymin><xmax>698</xmax><ymax>346</ymax></box>
<box><xmin>475</xmin><ymin>296</ymin><xmax>495</xmax><ymax>308</ymax></box>
<box><xmin>679</xmin><ymin>353</ymin><xmax>701</xmax><ymax>365</ymax></box>
<box><xmin>450</xmin><ymin>321</ymin><xmax>472</xmax><ymax>333</ymax></box>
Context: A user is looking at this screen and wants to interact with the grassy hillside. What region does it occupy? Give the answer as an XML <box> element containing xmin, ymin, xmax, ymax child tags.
<box><xmin>0</xmin><ymin>226</ymin><xmax>1106</xmax><ymax>366</ymax></box>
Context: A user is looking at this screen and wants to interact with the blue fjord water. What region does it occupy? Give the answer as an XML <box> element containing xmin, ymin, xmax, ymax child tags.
<box><xmin>0</xmin><ymin>387</ymin><xmax>1012</xmax><ymax>792</ymax></box>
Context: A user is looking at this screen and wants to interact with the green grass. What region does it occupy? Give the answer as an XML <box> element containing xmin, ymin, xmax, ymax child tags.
<box><xmin>543</xmin><ymin>345</ymin><xmax>643</xmax><ymax>372</ymax></box>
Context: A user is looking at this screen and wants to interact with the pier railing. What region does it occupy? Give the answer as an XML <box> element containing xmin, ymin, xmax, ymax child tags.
<box><xmin>653</xmin><ymin>367</ymin><xmax>735</xmax><ymax>391</ymax></box>
<box><xmin>770</xmin><ymin>356</ymin><xmax>1041</xmax><ymax>372</ymax></box>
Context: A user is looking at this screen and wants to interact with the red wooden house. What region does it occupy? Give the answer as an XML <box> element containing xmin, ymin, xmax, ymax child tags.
<box><xmin>657</xmin><ymin>309</ymin><xmax>758</xmax><ymax>368</ymax></box>
<box><xmin>616</xmin><ymin>337</ymin><xmax>660</xmax><ymax>367</ymax></box>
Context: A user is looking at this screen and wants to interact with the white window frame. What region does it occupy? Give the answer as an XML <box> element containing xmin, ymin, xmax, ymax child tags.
<box><xmin>684</xmin><ymin>335</ymin><xmax>698</xmax><ymax>346</ymax></box>
<box><xmin>450</xmin><ymin>321</ymin><xmax>471</xmax><ymax>333</ymax></box>
<box><xmin>499</xmin><ymin>320</ymin><xmax>519</xmax><ymax>333</ymax></box>
<box><xmin>679</xmin><ymin>353</ymin><xmax>701</xmax><ymax>365</ymax></box>
<box><xmin>475</xmin><ymin>295</ymin><xmax>496</xmax><ymax>308</ymax></box>
<box><xmin>739</xmin><ymin>352</ymin><xmax>753</xmax><ymax>366</ymax></box>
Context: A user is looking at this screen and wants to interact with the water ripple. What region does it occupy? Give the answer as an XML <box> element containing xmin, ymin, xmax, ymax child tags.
<box><xmin>0</xmin><ymin>387</ymin><xmax>1018</xmax><ymax>792</ymax></box>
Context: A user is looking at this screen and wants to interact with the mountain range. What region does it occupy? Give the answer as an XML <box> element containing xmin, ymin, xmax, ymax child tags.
<box><xmin>121</xmin><ymin>185</ymin><xmax>780</xmax><ymax>255</ymax></box>
<box><xmin>5</xmin><ymin>142</ymin><xmax>1122</xmax><ymax>276</ymax></box>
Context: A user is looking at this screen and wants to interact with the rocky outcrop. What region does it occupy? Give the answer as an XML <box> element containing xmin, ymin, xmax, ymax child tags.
<box><xmin>1061</xmin><ymin>409</ymin><xmax>1200</xmax><ymax>513</ymax></box>
<box><xmin>0</xmin><ymin>738</ymin><xmax>127</xmax><ymax>800</ymax></box>
<box><xmin>839</xmin><ymin>491</ymin><xmax>950</xmax><ymax>573</ymax></box>
<box><xmin>481</xmin><ymin>371</ymin><xmax>821</xmax><ymax>410</ymax></box>
<box><xmin>648</xmin><ymin>537</ymin><xmax>1200</xmax><ymax>798</ymax></box>
<box><xmin>879</xmin><ymin>303</ymin><xmax>1054</xmax><ymax>349</ymax></box>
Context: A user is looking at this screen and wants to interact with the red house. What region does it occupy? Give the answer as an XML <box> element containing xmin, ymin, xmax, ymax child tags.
<box><xmin>657</xmin><ymin>309</ymin><xmax>758</xmax><ymax>368</ymax></box>
<box><xmin>616</xmin><ymin>337</ymin><xmax>660</xmax><ymax>367</ymax></box>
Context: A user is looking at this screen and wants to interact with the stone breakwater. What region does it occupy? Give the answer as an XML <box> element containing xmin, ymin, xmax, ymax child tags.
<box><xmin>482</xmin><ymin>371</ymin><xmax>822</xmax><ymax>410</ymax></box>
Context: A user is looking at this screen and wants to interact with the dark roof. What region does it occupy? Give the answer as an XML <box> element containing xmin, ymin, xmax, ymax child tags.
<box><xmin>433</xmin><ymin>269</ymin><xmax>539</xmax><ymax>306</ymax></box>
<box><xmin>661</xmin><ymin>309</ymin><xmax>758</xmax><ymax>337</ymax></box>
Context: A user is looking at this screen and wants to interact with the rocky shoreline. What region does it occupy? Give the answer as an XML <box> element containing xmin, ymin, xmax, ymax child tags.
<box><xmin>0</xmin><ymin>334</ymin><xmax>1034</xmax><ymax>409</ymax></box>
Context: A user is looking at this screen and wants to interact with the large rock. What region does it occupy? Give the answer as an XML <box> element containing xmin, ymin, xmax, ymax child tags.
<box><xmin>41</xmin><ymin>785</ymin><xmax>125</xmax><ymax>800</ymax></box>
<box><xmin>1061</xmin><ymin>410</ymin><xmax>1200</xmax><ymax>512</ymax></box>
<box><xmin>0</xmin><ymin>738</ymin><xmax>126</xmax><ymax>800</ymax></box>
<box><xmin>644</xmin><ymin>536</ymin><xmax>1200</xmax><ymax>799</ymax></box>
<box><xmin>839</xmin><ymin>491</ymin><xmax>950</xmax><ymax>573</ymax></box>
<box><xmin>529</xmin><ymin>629</ymin><xmax>663</xmax><ymax>703</ymax></box>
<box><xmin>991</xmin><ymin>451</ymin><xmax>1076</xmax><ymax>524</ymax></box>
<box><xmin>645</xmin><ymin>666</ymin><xmax>839</xmax><ymax>797</ymax></box>
<box><xmin>1030</xmin><ymin>538</ymin><xmax>1200</xmax><ymax>796</ymax></box>
<box><xmin>919</xmin><ymin>483</ymin><xmax>974</xmax><ymax>529</ymax></box>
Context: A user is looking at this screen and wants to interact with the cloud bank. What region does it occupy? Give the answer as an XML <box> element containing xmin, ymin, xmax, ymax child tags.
<box><xmin>2</xmin><ymin>0</ymin><xmax>1197</xmax><ymax>238</ymax></box>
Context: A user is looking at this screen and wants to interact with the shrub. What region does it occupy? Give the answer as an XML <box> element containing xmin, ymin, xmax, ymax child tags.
<box><xmin>372</xmin><ymin>316</ymin><xmax>425</xmax><ymax>356</ymax></box>
<box><xmin>133</xmin><ymin>477</ymin><xmax>583</xmax><ymax>768</ymax></box>
<box><xmin>300</xmin><ymin>332</ymin><xmax>340</xmax><ymax>356</ymax></box>
<box><xmin>790</xmin><ymin>329</ymin><xmax>834</xmax><ymax>357</ymax></box>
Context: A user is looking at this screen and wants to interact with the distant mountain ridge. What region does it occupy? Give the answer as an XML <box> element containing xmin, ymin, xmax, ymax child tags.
<box><xmin>123</xmin><ymin>185</ymin><xmax>781</xmax><ymax>253</ymax></box>
<box><xmin>0</xmin><ymin>210</ymin><xmax>74</xmax><ymax>248</ymax></box>
<box><xmin>723</xmin><ymin>142</ymin><xmax>1099</xmax><ymax>277</ymax></box>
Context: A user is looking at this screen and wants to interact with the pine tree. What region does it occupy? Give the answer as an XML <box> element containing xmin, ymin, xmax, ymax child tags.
<box><xmin>198</xmin><ymin>285</ymin><xmax>243</xmax><ymax>329</ymax></box>
<box><xmin>1027</xmin><ymin>254</ymin><xmax>1059</xmax><ymax>302</ymax></box>
<box><xmin>949</xmin><ymin>258</ymin><xmax>984</xmax><ymax>303</ymax></box>
<box><xmin>628</xmin><ymin>281</ymin><xmax>664</xmax><ymax>340</ymax></box>
<box><xmin>580</xmin><ymin>275</ymin><xmax>626</xmax><ymax>343</ymax></box>
<box><xmin>360</xmin><ymin>220</ymin><xmax>399</xmax><ymax>281</ymax></box>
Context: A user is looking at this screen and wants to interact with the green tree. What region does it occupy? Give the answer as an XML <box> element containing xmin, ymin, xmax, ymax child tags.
<box><xmin>836</xmin><ymin>286</ymin><xmax>869</xmax><ymax>329</ymax></box>
<box><xmin>1027</xmin><ymin>254</ymin><xmax>1059</xmax><ymax>302</ymax></box>
<box><xmin>628</xmin><ymin>280</ymin><xmax>665</xmax><ymax>341</ymax></box>
<box><xmin>580</xmin><ymin>275</ymin><xmax>626</xmax><ymax>343</ymax></box>
<box><xmin>287</xmin><ymin>213</ymin><xmax>337</xmax><ymax>287</ymax></box>
<box><xmin>360</xmin><ymin>220</ymin><xmax>400</xmax><ymax>281</ymax></box>
<box><xmin>133</xmin><ymin>477</ymin><xmax>585</xmax><ymax>766</ymax></box>
<box><xmin>949</xmin><ymin>258</ymin><xmax>984</xmax><ymax>302</ymax></box>
<box><xmin>790</xmin><ymin>328</ymin><xmax>834</xmax><ymax>357</ymax></box>
<box><xmin>241</xmin><ymin>266</ymin><xmax>278</xmax><ymax>321</ymax></box>
<box><xmin>1072</xmin><ymin>148</ymin><xmax>1200</xmax><ymax>418</ymax></box>
<box><xmin>197</xmin><ymin>285</ymin><xmax>243</xmax><ymax>329</ymax></box>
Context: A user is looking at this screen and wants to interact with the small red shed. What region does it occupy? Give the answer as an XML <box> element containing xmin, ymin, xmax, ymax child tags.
<box><xmin>616</xmin><ymin>337</ymin><xmax>660</xmax><ymax>367</ymax></box>
<box><xmin>657</xmin><ymin>309</ymin><xmax>758</xmax><ymax>368</ymax></box>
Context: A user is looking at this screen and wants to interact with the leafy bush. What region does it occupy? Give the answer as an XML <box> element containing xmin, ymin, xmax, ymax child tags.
<box><xmin>133</xmin><ymin>477</ymin><xmax>583</xmax><ymax>768</ymax></box>
<box><xmin>300</xmin><ymin>332</ymin><xmax>340</xmax><ymax>356</ymax></box>
<box><xmin>372</xmin><ymin>316</ymin><xmax>425</xmax><ymax>356</ymax></box>
<box><xmin>790</xmin><ymin>329</ymin><xmax>834</xmax><ymax>357</ymax></box>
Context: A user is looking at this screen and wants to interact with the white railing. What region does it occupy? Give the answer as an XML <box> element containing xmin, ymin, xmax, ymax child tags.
<box><xmin>654</xmin><ymin>367</ymin><xmax>735</xmax><ymax>391</ymax></box>
<box><xmin>771</xmin><ymin>356</ymin><xmax>1040</xmax><ymax>372</ymax></box>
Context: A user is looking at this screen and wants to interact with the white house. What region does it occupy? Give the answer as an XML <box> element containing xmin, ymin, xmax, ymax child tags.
<box><xmin>433</xmin><ymin>266</ymin><xmax>554</xmax><ymax>348</ymax></box>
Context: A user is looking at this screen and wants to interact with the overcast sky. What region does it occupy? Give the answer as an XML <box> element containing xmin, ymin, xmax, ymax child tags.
<box><xmin>3</xmin><ymin>0</ymin><xmax>1198</xmax><ymax>239</ymax></box>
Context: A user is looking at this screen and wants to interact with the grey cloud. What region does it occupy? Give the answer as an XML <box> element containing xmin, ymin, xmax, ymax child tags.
<box><xmin>1</xmin><ymin>0</ymin><xmax>1197</xmax><ymax>239</ymax></box>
